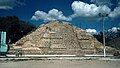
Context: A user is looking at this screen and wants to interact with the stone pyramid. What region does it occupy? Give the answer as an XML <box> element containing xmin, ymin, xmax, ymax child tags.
<box><xmin>12</xmin><ymin>21</ymin><xmax>114</xmax><ymax>55</ymax></box>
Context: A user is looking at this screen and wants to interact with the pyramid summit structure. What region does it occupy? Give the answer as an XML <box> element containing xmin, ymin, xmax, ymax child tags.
<box><xmin>11</xmin><ymin>21</ymin><xmax>114</xmax><ymax>55</ymax></box>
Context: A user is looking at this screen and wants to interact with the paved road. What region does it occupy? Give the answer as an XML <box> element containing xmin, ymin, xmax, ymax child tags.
<box><xmin>0</xmin><ymin>60</ymin><xmax>120</xmax><ymax>68</ymax></box>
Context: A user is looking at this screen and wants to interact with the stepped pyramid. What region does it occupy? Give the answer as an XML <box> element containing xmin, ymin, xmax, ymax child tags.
<box><xmin>11</xmin><ymin>21</ymin><xmax>114</xmax><ymax>55</ymax></box>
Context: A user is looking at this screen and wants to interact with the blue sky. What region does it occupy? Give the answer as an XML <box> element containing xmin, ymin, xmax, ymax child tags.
<box><xmin>0</xmin><ymin>0</ymin><xmax>120</xmax><ymax>33</ymax></box>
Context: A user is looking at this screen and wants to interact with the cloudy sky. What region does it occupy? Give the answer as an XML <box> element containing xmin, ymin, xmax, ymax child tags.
<box><xmin>0</xmin><ymin>0</ymin><xmax>120</xmax><ymax>34</ymax></box>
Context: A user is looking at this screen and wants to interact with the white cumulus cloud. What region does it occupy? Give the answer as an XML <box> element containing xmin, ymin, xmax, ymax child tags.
<box><xmin>71</xmin><ymin>1</ymin><xmax>111</xmax><ymax>18</ymax></box>
<box><xmin>109</xmin><ymin>6</ymin><xmax>120</xmax><ymax>18</ymax></box>
<box><xmin>86</xmin><ymin>28</ymin><xmax>98</xmax><ymax>34</ymax></box>
<box><xmin>90</xmin><ymin>0</ymin><xmax>120</xmax><ymax>18</ymax></box>
<box><xmin>31</xmin><ymin>1</ymin><xmax>120</xmax><ymax>22</ymax></box>
<box><xmin>31</xmin><ymin>9</ymin><xmax>71</xmax><ymax>21</ymax></box>
<box><xmin>108</xmin><ymin>27</ymin><xmax>120</xmax><ymax>33</ymax></box>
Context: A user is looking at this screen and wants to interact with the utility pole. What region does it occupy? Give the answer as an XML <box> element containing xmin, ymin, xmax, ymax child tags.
<box><xmin>99</xmin><ymin>13</ymin><xmax>108</xmax><ymax>57</ymax></box>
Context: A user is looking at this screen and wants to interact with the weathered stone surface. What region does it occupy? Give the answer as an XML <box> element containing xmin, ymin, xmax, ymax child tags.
<box><xmin>11</xmin><ymin>21</ymin><xmax>115</xmax><ymax>55</ymax></box>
